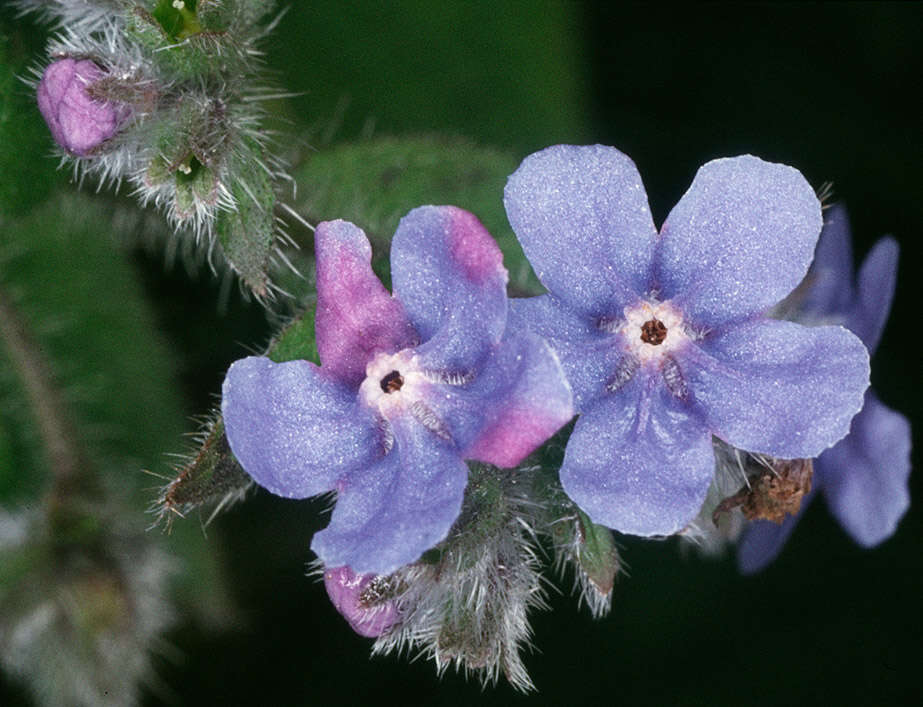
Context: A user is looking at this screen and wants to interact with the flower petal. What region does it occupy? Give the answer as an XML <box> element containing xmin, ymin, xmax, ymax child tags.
<box><xmin>390</xmin><ymin>206</ymin><xmax>508</xmax><ymax>373</ymax></box>
<box><xmin>315</xmin><ymin>220</ymin><xmax>417</xmax><ymax>386</ymax></box>
<box><xmin>800</xmin><ymin>204</ymin><xmax>856</xmax><ymax>319</ymax></box>
<box><xmin>504</xmin><ymin>144</ymin><xmax>658</xmax><ymax>317</ymax></box>
<box><xmin>560</xmin><ymin>373</ymin><xmax>715</xmax><ymax>536</ymax></box>
<box><xmin>818</xmin><ymin>391</ymin><xmax>911</xmax><ymax>547</ymax></box>
<box><xmin>420</xmin><ymin>329</ymin><xmax>574</xmax><ymax>468</ymax></box>
<box><xmin>509</xmin><ymin>294</ymin><xmax>618</xmax><ymax>409</ymax></box>
<box><xmin>735</xmin><ymin>498</ymin><xmax>811</xmax><ymax>575</ymax></box>
<box><xmin>222</xmin><ymin>356</ymin><xmax>383</xmax><ymax>499</ymax></box>
<box><xmin>310</xmin><ymin>411</ymin><xmax>468</xmax><ymax>575</ymax></box>
<box><xmin>687</xmin><ymin>319</ymin><xmax>870</xmax><ymax>459</ymax></box>
<box><xmin>655</xmin><ymin>155</ymin><xmax>822</xmax><ymax>328</ymax></box>
<box><xmin>847</xmin><ymin>237</ymin><xmax>899</xmax><ymax>352</ymax></box>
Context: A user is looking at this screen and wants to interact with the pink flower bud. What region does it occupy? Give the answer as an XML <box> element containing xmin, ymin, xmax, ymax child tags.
<box><xmin>37</xmin><ymin>58</ymin><xmax>129</xmax><ymax>156</ymax></box>
<box><xmin>323</xmin><ymin>566</ymin><xmax>398</xmax><ymax>638</ymax></box>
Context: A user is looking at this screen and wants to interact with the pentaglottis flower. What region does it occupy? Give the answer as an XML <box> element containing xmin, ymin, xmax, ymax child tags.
<box><xmin>506</xmin><ymin>144</ymin><xmax>870</xmax><ymax>537</ymax></box>
<box><xmin>222</xmin><ymin>206</ymin><xmax>573</xmax><ymax>574</ymax></box>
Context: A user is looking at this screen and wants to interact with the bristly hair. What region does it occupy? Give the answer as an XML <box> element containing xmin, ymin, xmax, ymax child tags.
<box><xmin>149</xmin><ymin>409</ymin><xmax>253</xmax><ymax>532</ymax></box>
<box><xmin>361</xmin><ymin>465</ymin><xmax>549</xmax><ymax>692</ymax></box>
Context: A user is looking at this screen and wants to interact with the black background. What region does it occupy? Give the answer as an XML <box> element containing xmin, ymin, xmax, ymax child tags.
<box><xmin>3</xmin><ymin>3</ymin><xmax>921</xmax><ymax>706</ymax></box>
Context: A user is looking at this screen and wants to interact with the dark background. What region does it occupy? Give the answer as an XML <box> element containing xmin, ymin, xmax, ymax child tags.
<box><xmin>5</xmin><ymin>2</ymin><xmax>923</xmax><ymax>705</ymax></box>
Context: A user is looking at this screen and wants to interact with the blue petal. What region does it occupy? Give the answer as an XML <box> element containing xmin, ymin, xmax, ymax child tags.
<box><xmin>310</xmin><ymin>409</ymin><xmax>468</xmax><ymax>575</ymax></box>
<box><xmin>504</xmin><ymin>144</ymin><xmax>658</xmax><ymax>317</ymax></box>
<box><xmin>391</xmin><ymin>206</ymin><xmax>508</xmax><ymax>373</ymax></box>
<box><xmin>686</xmin><ymin>319</ymin><xmax>869</xmax><ymax>458</ymax></box>
<box><xmin>418</xmin><ymin>328</ymin><xmax>574</xmax><ymax>468</ymax></box>
<box><xmin>655</xmin><ymin>156</ymin><xmax>822</xmax><ymax>329</ymax></box>
<box><xmin>847</xmin><ymin>237</ymin><xmax>899</xmax><ymax>352</ymax></box>
<box><xmin>818</xmin><ymin>390</ymin><xmax>911</xmax><ymax>547</ymax></box>
<box><xmin>222</xmin><ymin>357</ymin><xmax>384</xmax><ymax>499</ymax></box>
<box><xmin>800</xmin><ymin>204</ymin><xmax>856</xmax><ymax>319</ymax></box>
<box><xmin>509</xmin><ymin>294</ymin><xmax>620</xmax><ymax>409</ymax></box>
<box><xmin>560</xmin><ymin>372</ymin><xmax>715</xmax><ymax>536</ymax></box>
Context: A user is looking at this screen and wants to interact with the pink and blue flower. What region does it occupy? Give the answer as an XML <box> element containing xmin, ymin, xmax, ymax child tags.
<box><xmin>506</xmin><ymin>144</ymin><xmax>871</xmax><ymax>537</ymax></box>
<box><xmin>222</xmin><ymin>206</ymin><xmax>573</xmax><ymax>574</ymax></box>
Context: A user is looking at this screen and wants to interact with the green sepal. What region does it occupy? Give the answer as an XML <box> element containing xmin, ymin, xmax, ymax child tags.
<box><xmin>125</xmin><ymin>4</ymin><xmax>218</xmax><ymax>79</ymax></box>
<box><xmin>294</xmin><ymin>136</ymin><xmax>541</xmax><ymax>295</ymax></box>
<box><xmin>574</xmin><ymin>507</ymin><xmax>619</xmax><ymax>598</ymax></box>
<box><xmin>215</xmin><ymin>144</ymin><xmax>276</xmax><ymax>296</ymax></box>
<box><xmin>266</xmin><ymin>305</ymin><xmax>318</xmax><ymax>364</ymax></box>
<box><xmin>174</xmin><ymin>156</ymin><xmax>218</xmax><ymax>218</ymax></box>
<box><xmin>160</xmin><ymin>303</ymin><xmax>317</xmax><ymax>523</ymax></box>
<box><xmin>151</xmin><ymin>0</ymin><xmax>203</xmax><ymax>41</ymax></box>
<box><xmin>155</xmin><ymin>417</ymin><xmax>251</xmax><ymax>528</ymax></box>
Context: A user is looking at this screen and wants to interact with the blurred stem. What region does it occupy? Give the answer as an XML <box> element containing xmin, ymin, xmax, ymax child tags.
<box><xmin>0</xmin><ymin>285</ymin><xmax>85</xmax><ymax>495</ymax></box>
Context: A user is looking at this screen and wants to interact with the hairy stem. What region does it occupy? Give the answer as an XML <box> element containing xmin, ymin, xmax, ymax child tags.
<box><xmin>0</xmin><ymin>285</ymin><xmax>84</xmax><ymax>488</ymax></box>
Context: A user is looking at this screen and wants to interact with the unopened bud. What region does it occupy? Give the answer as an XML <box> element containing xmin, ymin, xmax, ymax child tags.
<box><xmin>37</xmin><ymin>58</ymin><xmax>130</xmax><ymax>156</ymax></box>
<box><xmin>324</xmin><ymin>566</ymin><xmax>399</xmax><ymax>638</ymax></box>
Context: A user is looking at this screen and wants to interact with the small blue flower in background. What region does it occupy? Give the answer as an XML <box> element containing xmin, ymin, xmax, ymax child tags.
<box><xmin>737</xmin><ymin>205</ymin><xmax>912</xmax><ymax>573</ymax></box>
<box><xmin>506</xmin><ymin>144</ymin><xmax>870</xmax><ymax>537</ymax></box>
<box><xmin>222</xmin><ymin>206</ymin><xmax>573</xmax><ymax>575</ymax></box>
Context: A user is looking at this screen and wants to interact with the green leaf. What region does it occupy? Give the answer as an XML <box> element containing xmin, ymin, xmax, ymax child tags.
<box><xmin>294</xmin><ymin>135</ymin><xmax>541</xmax><ymax>295</ymax></box>
<box><xmin>0</xmin><ymin>13</ymin><xmax>62</xmax><ymax>219</ymax></box>
<box><xmin>271</xmin><ymin>1</ymin><xmax>592</xmax><ymax>151</ymax></box>
<box><xmin>266</xmin><ymin>305</ymin><xmax>318</xmax><ymax>364</ymax></box>
<box><xmin>0</xmin><ymin>191</ymin><xmax>233</xmax><ymax>622</ymax></box>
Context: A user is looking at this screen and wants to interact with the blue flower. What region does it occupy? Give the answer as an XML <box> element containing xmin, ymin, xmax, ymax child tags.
<box><xmin>506</xmin><ymin>144</ymin><xmax>870</xmax><ymax>537</ymax></box>
<box><xmin>221</xmin><ymin>206</ymin><xmax>573</xmax><ymax>575</ymax></box>
<box><xmin>737</xmin><ymin>205</ymin><xmax>911</xmax><ymax>572</ymax></box>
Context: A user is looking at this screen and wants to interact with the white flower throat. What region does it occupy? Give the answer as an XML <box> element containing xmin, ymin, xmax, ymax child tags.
<box><xmin>618</xmin><ymin>300</ymin><xmax>689</xmax><ymax>363</ymax></box>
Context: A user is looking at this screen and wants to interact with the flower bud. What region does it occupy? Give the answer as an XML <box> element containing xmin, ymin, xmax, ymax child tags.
<box><xmin>37</xmin><ymin>58</ymin><xmax>129</xmax><ymax>156</ymax></box>
<box><xmin>323</xmin><ymin>566</ymin><xmax>399</xmax><ymax>638</ymax></box>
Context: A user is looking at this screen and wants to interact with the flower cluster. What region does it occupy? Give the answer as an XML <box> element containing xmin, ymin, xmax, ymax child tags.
<box><xmin>25</xmin><ymin>0</ymin><xmax>291</xmax><ymax>296</ymax></box>
<box><xmin>213</xmin><ymin>143</ymin><xmax>905</xmax><ymax>687</ymax></box>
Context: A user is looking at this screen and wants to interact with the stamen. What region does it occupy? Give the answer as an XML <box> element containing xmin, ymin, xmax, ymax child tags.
<box><xmin>640</xmin><ymin>319</ymin><xmax>667</xmax><ymax>345</ymax></box>
<box><xmin>410</xmin><ymin>401</ymin><xmax>452</xmax><ymax>441</ymax></box>
<box><xmin>606</xmin><ymin>356</ymin><xmax>639</xmax><ymax>393</ymax></box>
<box><xmin>421</xmin><ymin>368</ymin><xmax>476</xmax><ymax>386</ymax></box>
<box><xmin>661</xmin><ymin>355</ymin><xmax>688</xmax><ymax>400</ymax></box>
<box><xmin>380</xmin><ymin>370</ymin><xmax>404</xmax><ymax>393</ymax></box>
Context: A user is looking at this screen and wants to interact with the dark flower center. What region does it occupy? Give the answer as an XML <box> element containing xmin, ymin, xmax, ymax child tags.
<box><xmin>640</xmin><ymin>319</ymin><xmax>667</xmax><ymax>345</ymax></box>
<box><xmin>380</xmin><ymin>370</ymin><xmax>404</xmax><ymax>393</ymax></box>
